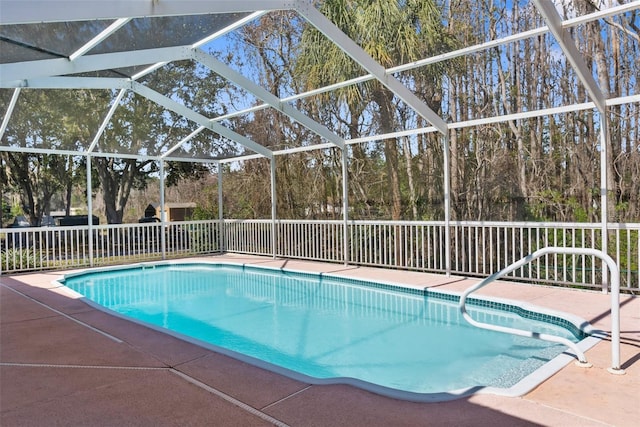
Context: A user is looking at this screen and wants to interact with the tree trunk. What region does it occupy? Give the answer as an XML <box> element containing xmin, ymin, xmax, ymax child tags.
<box><xmin>402</xmin><ymin>136</ymin><xmax>418</xmax><ymax>220</ymax></box>
<box><xmin>94</xmin><ymin>157</ymin><xmax>148</xmax><ymax>224</ymax></box>
<box><xmin>372</xmin><ymin>88</ymin><xmax>402</xmax><ymax>220</ymax></box>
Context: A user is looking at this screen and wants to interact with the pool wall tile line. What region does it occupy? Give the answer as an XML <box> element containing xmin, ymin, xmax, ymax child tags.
<box><xmin>175</xmin><ymin>261</ymin><xmax>592</xmax><ymax>339</ymax></box>
<box><xmin>59</xmin><ymin>260</ymin><xmax>593</xmax><ymax>341</ymax></box>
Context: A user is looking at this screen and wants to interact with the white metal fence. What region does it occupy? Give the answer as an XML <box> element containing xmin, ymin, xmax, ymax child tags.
<box><xmin>0</xmin><ymin>220</ymin><xmax>219</xmax><ymax>273</ymax></box>
<box><xmin>225</xmin><ymin>219</ymin><xmax>639</xmax><ymax>292</ymax></box>
<box><xmin>2</xmin><ymin>219</ymin><xmax>638</xmax><ymax>292</ymax></box>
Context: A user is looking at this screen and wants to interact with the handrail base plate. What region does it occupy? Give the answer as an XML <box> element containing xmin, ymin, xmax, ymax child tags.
<box><xmin>607</xmin><ymin>367</ymin><xmax>626</xmax><ymax>375</ymax></box>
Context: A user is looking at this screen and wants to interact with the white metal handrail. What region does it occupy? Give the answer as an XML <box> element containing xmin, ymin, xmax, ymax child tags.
<box><xmin>459</xmin><ymin>247</ymin><xmax>624</xmax><ymax>373</ymax></box>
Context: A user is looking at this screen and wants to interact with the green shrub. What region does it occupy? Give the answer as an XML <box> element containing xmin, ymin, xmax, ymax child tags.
<box><xmin>0</xmin><ymin>248</ymin><xmax>47</xmax><ymax>272</ymax></box>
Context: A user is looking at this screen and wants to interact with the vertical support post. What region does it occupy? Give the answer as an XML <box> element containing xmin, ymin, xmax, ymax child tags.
<box><xmin>217</xmin><ymin>163</ymin><xmax>225</xmax><ymax>253</ymax></box>
<box><xmin>609</xmin><ymin>258</ymin><xmax>622</xmax><ymax>374</ymax></box>
<box><xmin>599</xmin><ymin>113</ymin><xmax>609</xmax><ymax>294</ymax></box>
<box><xmin>342</xmin><ymin>147</ymin><xmax>350</xmax><ymax>265</ymax></box>
<box><xmin>86</xmin><ymin>155</ymin><xmax>94</xmax><ymax>267</ymax></box>
<box><xmin>443</xmin><ymin>132</ymin><xmax>451</xmax><ymax>276</ymax></box>
<box><xmin>159</xmin><ymin>160</ymin><xmax>166</xmax><ymax>259</ymax></box>
<box><xmin>270</xmin><ymin>156</ymin><xmax>277</xmax><ymax>259</ymax></box>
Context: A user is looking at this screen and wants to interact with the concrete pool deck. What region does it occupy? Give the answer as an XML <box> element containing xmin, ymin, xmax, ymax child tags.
<box><xmin>1</xmin><ymin>254</ymin><xmax>638</xmax><ymax>426</ymax></box>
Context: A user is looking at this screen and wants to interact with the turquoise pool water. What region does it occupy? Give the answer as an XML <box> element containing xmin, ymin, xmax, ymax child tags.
<box><xmin>61</xmin><ymin>263</ymin><xmax>587</xmax><ymax>399</ymax></box>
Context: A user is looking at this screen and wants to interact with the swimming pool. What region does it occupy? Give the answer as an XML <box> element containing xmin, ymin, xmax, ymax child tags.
<box><xmin>59</xmin><ymin>262</ymin><xmax>597</xmax><ymax>401</ymax></box>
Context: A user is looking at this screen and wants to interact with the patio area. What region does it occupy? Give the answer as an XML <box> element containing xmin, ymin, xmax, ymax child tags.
<box><xmin>1</xmin><ymin>254</ymin><xmax>638</xmax><ymax>426</ymax></box>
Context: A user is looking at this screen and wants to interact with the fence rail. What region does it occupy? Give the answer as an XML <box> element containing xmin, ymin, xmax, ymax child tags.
<box><xmin>2</xmin><ymin>219</ymin><xmax>638</xmax><ymax>292</ymax></box>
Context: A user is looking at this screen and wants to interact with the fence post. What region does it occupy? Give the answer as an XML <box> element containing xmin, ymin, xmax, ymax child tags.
<box><xmin>86</xmin><ymin>155</ymin><xmax>94</xmax><ymax>267</ymax></box>
<box><xmin>218</xmin><ymin>164</ymin><xmax>225</xmax><ymax>253</ymax></box>
<box><xmin>443</xmin><ymin>132</ymin><xmax>451</xmax><ymax>276</ymax></box>
<box><xmin>160</xmin><ymin>160</ymin><xmax>166</xmax><ymax>259</ymax></box>
<box><xmin>270</xmin><ymin>157</ymin><xmax>277</xmax><ymax>259</ymax></box>
<box><xmin>342</xmin><ymin>148</ymin><xmax>350</xmax><ymax>266</ymax></box>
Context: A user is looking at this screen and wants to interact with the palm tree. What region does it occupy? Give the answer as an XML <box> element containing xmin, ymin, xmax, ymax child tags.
<box><xmin>297</xmin><ymin>0</ymin><xmax>453</xmax><ymax>220</ymax></box>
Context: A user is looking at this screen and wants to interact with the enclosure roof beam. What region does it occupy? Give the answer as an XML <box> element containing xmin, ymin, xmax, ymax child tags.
<box><xmin>0</xmin><ymin>46</ymin><xmax>192</xmax><ymax>85</ymax></box>
<box><xmin>191</xmin><ymin>10</ymin><xmax>268</xmax><ymax>48</ymax></box>
<box><xmin>0</xmin><ymin>145</ymin><xmax>94</xmax><ymax>157</ymax></box>
<box><xmin>394</xmin><ymin>1</ymin><xmax>640</xmax><ymax>74</ymax></box>
<box><xmin>193</xmin><ymin>49</ymin><xmax>346</xmax><ymax>150</ymax></box>
<box><xmin>295</xmin><ymin>2</ymin><xmax>449</xmax><ymax>135</ymax></box>
<box><xmin>0</xmin><ymin>144</ymin><xmax>162</xmax><ymax>161</ymax></box>
<box><xmin>132</xmin><ymin>10</ymin><xmax>268</xmax><ymax>83</ymax></box>
<box><xmin>185</xmin><ymin>26</ymin><xmax>549</xmax><ymax>126</ymax></box>
<box><xmin>213</xmin><ymin>3</ymin><xmax>636</xmax><ymax>128</ymax></box>
<box><xmin>130</xmin><ymin>81</ymin><xmax>273</xmax><ymax>159</ymax></box>
<box><xmin>69</xmin><ymin>18</ymin><xmax>131</xmax><ymax>61</ymax></box>
<box><xmin>130</xmin><ymin>63</ymin><xmax>169</xmax><ymax>81</ymax></box>
<box><xmin>2</xmin><ymin>77</ymin><xmax>130</xmax><ymax>90</ymax></box>
<box><xmin>250</xmin><ymin>93</ymin><xmax>640</xmax><ymax>160</ymax></box>
<box><xmin>0</xmin><ymin>0</ymin><xmax>297</xmax><ymax>25</ymax></box>
<box><xmin>162</xmin><ymin>127</ymin><xmax>207</xmax><ymax>159</ymax></box>
<box><xmin>532</xmin><ymin>0</ymin><xmax>607</xmax><ymax>113</ymax></box>
<box><xmin>88</xmin><ymin>88</ymin><xmax>128</xmax><ymax>153</ymax></box>
<box><xmin>0</xmin><ymin>88</ymin><xmax>21</xmax><ymax>141</ymax></box>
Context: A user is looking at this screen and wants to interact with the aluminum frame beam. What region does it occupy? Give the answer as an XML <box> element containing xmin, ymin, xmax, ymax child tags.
<box><xmin>532</xmin><ymin>1</ymin><xmax>613</xmax><ymax>282</ymax></box>
<box><xmin>185</xmin><ymin>92</ymin><xmax>640</xmax><ymax>164</ymax></box>
<box><xmin>69</xmin><ymin>18</ymin><xmax>131</xmax><ymax>61</ymax></box>
<box><xmin>163</xmin><ymin>127</ymin><xmax>207</xmax><ymax>159</ymax></box>
<box><xmin>0</xmin><ymin>46</ymin><xmax>192</xmax><ymax>85</ymax></box>
<box><xmin>193</xmin><ymin>49</ymin><xmax>346</xmax><ymax>150</ymax></box>
<box><xmin>393</xmin><ymin>1</ymin><xmax>639</xmax><ymax>76</ymax></box>
<box><xmin>130</xmin><ymin>81</ymin><xmax>273</xmax><ymax>159</ymax></box>
<box><xmin>1</xmin><ymin>1</ymin><xmax>637</xmax><ymax>164</ymax></box>
<box><xmin>131</xmin><ymin>10</ymin><xmax>267</xmax><ymax>83</ymax></box>
<box><xmin>2</xmin><ymin>77</ymin><xmax>130</xmax><ymax>90</ymax></box>
<box><xmin>0</xmin><ymin>88</ymin><xmax>20</xmax><ymax>140</ymax></box>
<box><xmin>131</xmin><ymin>63</ymin><xmax>169</xmax><ymax>81</ymax></box>
<box><xmin>0</xmin><ymin>0</ymin><xmax>297</xmax><ymax>25</ymax></box>
<box><xmin>295</xmin><ymin>3</ymin><xmax>449</xmax><ymax>135</ymax></box>
<box><xmin>3</xmin><ymin>85</ymin><xmax>634</xmax><ymax>164</ymax></box>
<box><xmin>196</xmin><ymin>3</ymin><xmax>638</xmax><ymax>136</ymax></box>
<box><xmin>532</xmin><ymin>0</ymin><xmax>607</xmax><ymax>113</ymax></box>
<box><xmin>88</xmin><ymin>89</ymin><xmax>127</xmax><ymax>153</ymax></box>
<box><xmin>192</xmin><ymin>11</ymin><xmax>267</xmax><ymax>48</ymax></box>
